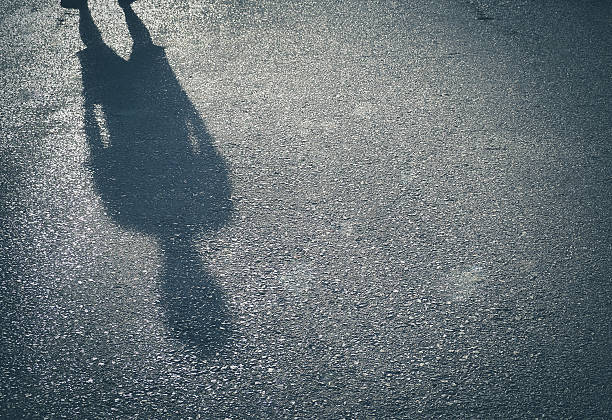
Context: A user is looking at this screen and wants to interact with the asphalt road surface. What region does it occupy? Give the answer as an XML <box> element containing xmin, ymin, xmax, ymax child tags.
<box><xmin>1</xmin><ymin>0</ymin><xmax>611</xmax><ymax>418</ymax></box>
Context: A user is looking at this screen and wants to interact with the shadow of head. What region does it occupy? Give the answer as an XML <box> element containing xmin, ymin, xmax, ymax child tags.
<box><xmin>77</xmin><ymin>5</ymin><xmax>233</xmax><ymax>356</ymax></box>
<box><xmin>159</xmin><ymin>234</ymin><xmax>231</xmax><ymax>355</ymax></box>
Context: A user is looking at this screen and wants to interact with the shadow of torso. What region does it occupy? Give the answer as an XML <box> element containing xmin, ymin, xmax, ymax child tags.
<box><xmin>80</xmin><ymin>43</ymin><xmax>231</xmax><ymax>235</ymax></box>
<box><xmin>78</xmin><ymin>12</ymin><xmax>233</xmax><ymax>356</ymax></box>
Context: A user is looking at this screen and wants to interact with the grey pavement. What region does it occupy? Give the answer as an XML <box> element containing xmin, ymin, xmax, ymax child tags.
<box><xmin>1</xmin><ymin>0</ymin><xmax>611</xmax><ymax>418</ymax></box>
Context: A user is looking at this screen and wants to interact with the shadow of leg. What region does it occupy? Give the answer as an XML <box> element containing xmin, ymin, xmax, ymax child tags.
<box><xmin>78</xmin><ymin>4</ymin><xmax>104</xmax><ymax>47</ymax></box>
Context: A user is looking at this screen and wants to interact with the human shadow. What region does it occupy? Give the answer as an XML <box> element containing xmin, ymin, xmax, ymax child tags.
<box><xmin>77</xmin><ymin>4</ymin><xmax>233</xmax><ymax>355</ymax></box>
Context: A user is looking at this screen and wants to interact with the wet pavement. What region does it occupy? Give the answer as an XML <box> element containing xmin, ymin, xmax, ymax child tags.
<box><xmin>1</xmin><ymin>0</ymin><xmax>611</xmax><ymax>418</ymax></box>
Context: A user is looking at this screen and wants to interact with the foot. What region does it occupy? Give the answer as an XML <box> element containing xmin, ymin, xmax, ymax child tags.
<box><xmin>60</xmin><ymin>0</ymin><xmax>86</xmax><ymax>9</ymax></box>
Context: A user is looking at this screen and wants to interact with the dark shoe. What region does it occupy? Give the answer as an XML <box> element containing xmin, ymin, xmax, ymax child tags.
<box><xmin>60</xmin><ymin>0</ymin><xmax>86</xmax><ymax>9</ymax></box>
<box><xmin>118</xmin><ymin>0</ymin><xmax>137</xmax><ymax>8</ymax></box>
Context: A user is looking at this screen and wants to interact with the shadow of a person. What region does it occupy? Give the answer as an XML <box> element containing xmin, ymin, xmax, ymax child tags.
<box><xmin>77</xmin><ymin>4</ymin><xmax>233</xmax><ymax>356</ymax></box>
